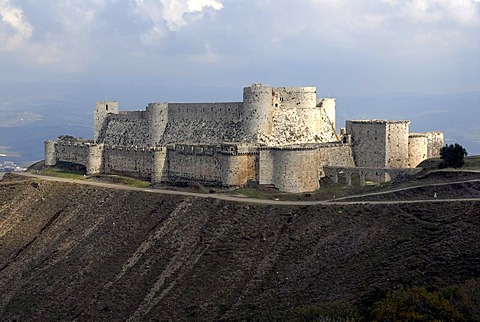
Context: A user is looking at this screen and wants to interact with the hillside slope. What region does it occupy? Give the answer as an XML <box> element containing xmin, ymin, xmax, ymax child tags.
<box><xmin>1</xmin><ymin>178</ymin><xmax>479</xmax><ymax>320</ymax></box>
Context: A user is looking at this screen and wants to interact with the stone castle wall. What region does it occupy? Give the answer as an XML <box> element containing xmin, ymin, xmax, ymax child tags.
<box><xmin>159</xmin><ymin>103</ymin><xmax>244</xmax><ymax>145</ymax></box>
<box><xmin>50</xmin><ymin>141</ymin><xmax>103</xmax><ymax>175</ymax></box>
<box><xmin>346</xmin><ymin>120</ymin><xmax>410</xmax><ymax>168</ymax></box>
<box><xmin>346</xmin><ymin>120</ymin><xmax>387</xmax><ymax>167</ymax></box>
<box><xmin>99</xmin><ymin>112</ymin><xmax>150</xmax><ymax>146</ymax></box>
<box><xmin>166</xmin><ymin>144</ymin><xmax>223</xmax><ymax>185</ymax></box>
<box><xmin>96</xmin><ymin>84</ymin><xmax>337</xmax><ymax>148</ymax></box>
<box><xmin>102</xmin><ymin>145</ymin><xmax>155</xmax><ymax>179</ymax></box>
<box><xmin>165</xmin><ymin>144</ymin><xmax>257</xmax><ymax>186</ymax></box>
<box><xmin>94</xmin><ymin>101</ymin><xmax>118</xmax><ymax>143</ymax></box>
<box><xmin>270</xmin><ymin>148</ymin><xmax>320</xmax><ymax>193</ymax></box>
<box><xmin>316</xmin><ymin>143</ymin><xmax>355</xmax><ymax>176</ymax></box>
<box><xmin>147</xmin><ymin>103</ymin><xmax>169</xmax><ymax>146</ymax></box>
<box><xmin>258</xmin><ymin>143</ymin><xmax>354</xmax><ymax>193</ymax></box>
<box><xmin>385</xmin><ymin>121</ymin><xmax>410</xmax><ymax>168</ymax></box>
<box><xmin>424</xmin><ymin>132</ymin><xmax>444</xmax><ymax>158</ymax></box>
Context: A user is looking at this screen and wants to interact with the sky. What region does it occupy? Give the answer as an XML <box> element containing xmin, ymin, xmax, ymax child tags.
<box><xmin>1</xmin><ymin>0</ymin><xmax>479</xmax><ymax>97</ymax></box>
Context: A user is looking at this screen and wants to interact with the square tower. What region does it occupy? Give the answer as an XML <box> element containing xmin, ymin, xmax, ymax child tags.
<box><xmin>346</xmin><ymin>120</ymin><xmax>410</xmax><ymax>168</ymax></box>
<box><xmin>94</xmin><ymin>101</ymin><xmax>118</xmax><ymax>143</ymax></box>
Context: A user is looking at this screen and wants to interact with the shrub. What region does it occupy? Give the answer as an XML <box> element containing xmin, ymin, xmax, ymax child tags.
<box><xmin>454</xmin><ymin>278</ymin><xmax>480</xmax><ymax>321</ymax></box>
<box><xmin>370</xmin><ymin>287</ymin><xmax>463</xmax><ymax>321</ymax></box>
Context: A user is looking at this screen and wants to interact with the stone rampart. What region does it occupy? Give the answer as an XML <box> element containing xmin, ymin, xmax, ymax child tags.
<box><xmin>159</xmin><ymin>103</ymin><xmax>244</xmax><ymax>145</ymax></box>
<box><xmin>316</xmin><ymin>144</ymin><xmax>355</xmax><ymax>176</ymax></box>
<box><xmin>54</xmin><ymin>142</ymin><xmax>92</xmax><ymax>167</ymax></box>
<box><xmin>165</xmin><ymin>144</ymin><xmax>257</xmax><ymax>186</ymax></box>
<box><xmin>168</xmin><ymin>102</ymin><xmax>242</xmax><ymax>122</ymax></box>
<box><xmin>102</xmin><ymin>145</ymin><xmax>155</xmax><ymax>179</ymax></box>
<box><xmin>52</xmin><ymin>142</ymin><xmax>104</xmax><ymax>174</ymax></box>
<box><xmin>221</xmin><ymin>154</ymin><xmax>257</xmax><ymax>186</ymax></box>
<box><xmin>166</xmin><ymin>150</ymin><xmax>223</xmax><ymax>185</ymax></box>
<box><xmin>99</xmin><ymin>112</ymin><xmax>150</xmax><ymax>146</ymax></box>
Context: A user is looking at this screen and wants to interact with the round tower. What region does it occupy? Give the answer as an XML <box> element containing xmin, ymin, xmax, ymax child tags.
<box><xmin>44</xmin><ymin>140</ymin><xmax>56</xmax><ymax>166</ymax></box>
<box><xmin>152</xmin><ymin>147</ymin><xmax>168</xmax><ymax>183</ymax></box>
<box><xmin>147</xmin><ymin>102</ymin><xmax>169</xmax><ymax>147</ymax></box>
<box><xmin>242</xmin><ymin>84</ymin><xmax>274</xmax><ymax>141</ymax></box>
<box><xmin>408</xmin><ymin>133</ymin><xmax>428</xmax><ymax>168</ymax></box>
<box><xmin>94</xmin><ymin>101</ymin><xmax>118</xmax><ymax>143</ymax></box>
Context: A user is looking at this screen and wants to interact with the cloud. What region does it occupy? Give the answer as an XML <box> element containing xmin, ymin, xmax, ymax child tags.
<box><xmin>0</xmin><ymin>0</ymin><xmax>477</xmax><ymax>95</ymax></box>
<box><xmin>0</xmin><ymin>0</ymin><xmax>119</xmax><ymax>71</ymax></box>
<box><xmin>134</xmin><ymin>0</ymin><xmax>224</xmax><ymax>43</ymax></box>
<box><xmin>0</xmin><ymin>0</ymin><xmax>32</xmax><ymax>51</ymax></box>
<box><xmin>397</xmin><ymin>0</ymin><xmax>480</xmax><ymax>25</ymax></box>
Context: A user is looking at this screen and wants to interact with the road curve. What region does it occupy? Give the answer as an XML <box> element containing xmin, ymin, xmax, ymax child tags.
<box><xmin>8</xmin><ymin>172</ymin><xmax>480</xmax><ymax>206</ymax></box>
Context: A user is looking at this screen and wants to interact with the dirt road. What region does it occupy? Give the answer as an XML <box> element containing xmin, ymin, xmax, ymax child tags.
<box><xmin>11</xmin><ymin>172</ymin><xmax>480</xmax><ymax>206</ymax></box>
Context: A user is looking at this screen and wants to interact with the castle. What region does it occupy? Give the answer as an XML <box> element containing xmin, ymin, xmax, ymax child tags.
<box><xmin>44</xmin><ymin>84</ymin><xmax>444</xmax><ymax>193</ymax></box>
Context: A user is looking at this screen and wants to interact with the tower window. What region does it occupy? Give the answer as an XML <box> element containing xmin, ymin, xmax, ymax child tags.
<box><xmin>106</xmin><ymin>104</ymin><xmax>109</xmax><ymax>111</ymax></box>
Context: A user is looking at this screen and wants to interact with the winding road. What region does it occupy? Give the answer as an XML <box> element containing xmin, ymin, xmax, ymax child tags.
<box><xmin>8</xmin><ymin>172</ymin><xmax>480</xmax><ymax>206</ymax></box>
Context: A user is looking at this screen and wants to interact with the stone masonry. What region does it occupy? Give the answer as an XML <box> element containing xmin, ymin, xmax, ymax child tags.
<box><xmin>45</xmin><ymin>84</ymin><xmax>444</xmax><ymax>193</ymax></box>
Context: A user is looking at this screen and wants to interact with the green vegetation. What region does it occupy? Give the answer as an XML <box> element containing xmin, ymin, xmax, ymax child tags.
<box><xmin>463</xmin><ymin>155</ymin><xmax>480</xmax><ymax>169</ymax></box>
<box><xmin>418</xmin><ymin>155</ymin><xmax>480</xmax><ymax>172</ymax></box>
<box><xmin>38</xmin><ymin>167</ymin><xmax>86</xmax><ymax>180</ymax></box>
<box><xmin>98</xmin><ymin>175</ymin><xmax>151</xmax><ymax>188</ymax></box>
<box><xmin>439</xmin><ymin>143</ymin><xmax>468</xmax><ymax>169</ymax></box>
<box><xmin>289</xmin><ymin>280</ymin><xmax>480</xmax><ymax>322</ymax></box>
<box><xmin>371</xmin><ymin>287</ymin><xmax>463</xmax><ymax>321</ymax></box>
<box><xmin>36</xmin><ymin>167</ymin><xmax>151</xmax><ymax>188</ymax></box>
<box><xmin>453</xmin><ymin>278</ymin><xmax>480</xmax><ymax>321</ymax></box>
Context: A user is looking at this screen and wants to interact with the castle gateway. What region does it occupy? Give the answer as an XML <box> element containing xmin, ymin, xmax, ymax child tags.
<box><xmin>45</xmin><ymin>84</ymin><xmax>444</xmax><ymax>193</ymax></box>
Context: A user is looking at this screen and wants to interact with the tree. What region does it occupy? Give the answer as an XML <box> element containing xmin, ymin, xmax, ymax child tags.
<box><xmin>439</xmin><ymin>143</ymin><xmax>468</xmax><ymax>169</ymax></box>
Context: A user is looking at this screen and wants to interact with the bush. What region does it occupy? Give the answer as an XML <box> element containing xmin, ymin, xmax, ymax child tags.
<box><xmin>370</xmin><ymin>287</ymin><xmax>463</xmax><ymax>321</ymax></box>
<box><xmin>454</xmin><ymin>278</ymin><xmax>480</xmax><ymax>321</ymax></box>
<box><xmin>439</xmin><ymin>143</ymin><xmax>468</xmax><ymax>169</ymax></box>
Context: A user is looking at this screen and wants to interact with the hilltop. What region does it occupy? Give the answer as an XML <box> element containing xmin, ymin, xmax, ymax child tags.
<box><xmin>1</xmin><ymin>172</ymin><xmax>479</xmax><ymax>320</ymax></box>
